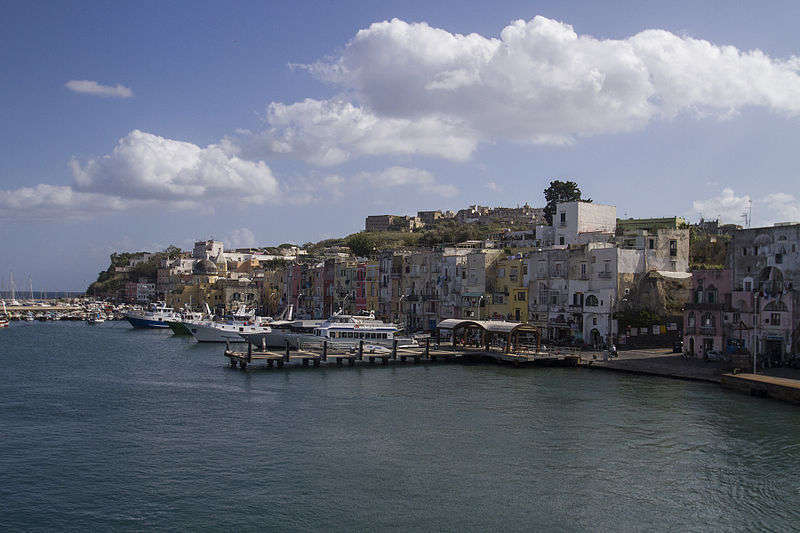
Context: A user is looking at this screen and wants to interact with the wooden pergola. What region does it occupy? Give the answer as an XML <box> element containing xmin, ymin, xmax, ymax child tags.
<box><xmin>436</xmin><ymin>319</ymin><xmax>541</xmax><ymax>354</ymax></box>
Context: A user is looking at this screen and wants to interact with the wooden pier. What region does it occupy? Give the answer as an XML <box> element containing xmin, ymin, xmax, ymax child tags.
<box><xmin>224</xmin><ymin>338</ymin><xmax>580</xmax><ymax>371</ymax></box>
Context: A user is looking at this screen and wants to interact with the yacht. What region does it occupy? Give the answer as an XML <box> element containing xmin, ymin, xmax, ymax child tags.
<box><xmin>22</xmin><ymin>312</ymin><xmax>35</xmax><ymax>322</ymax></box>
<box><xmin>125</xmin><ymin>302</ymin><xmax>180</xmax><ymax>329</ymax></box>
<box><xmin>240</xmin><ymin>310</ymin><xmax>416</xmax><ymax>350</ymax></box>
<box><xmin>187</xmin><ymin>305</ymin><xmax>271</xmax><ymax>343</ymax></box>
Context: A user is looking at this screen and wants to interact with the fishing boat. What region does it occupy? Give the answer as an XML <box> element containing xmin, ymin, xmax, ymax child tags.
<box><xmin>167</xmin><ymin>308</ymin><xmax>207</xmax><ymax>335</ymax></box>
<box><xmin>125</xmin><ymin>302</ymin><xmax>180</xmax><ymax>329</ymax></box>
<box><xmin>187</xmin><ymin>306</ymin><xmax>271</xmax><ymax>343</ymax></box>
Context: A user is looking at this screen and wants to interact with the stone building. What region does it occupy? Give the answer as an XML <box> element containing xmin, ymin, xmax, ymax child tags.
<box><xmin>729</xmin><ymin>223</ymin><xmax>800</xmax><ymax>362</ymax></box>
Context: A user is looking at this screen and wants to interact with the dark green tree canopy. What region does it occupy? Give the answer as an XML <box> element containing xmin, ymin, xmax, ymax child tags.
<box><xmin>543</xmin><ymin>180</ymin><xmax>591</xmax><ymax>224</ymax></box>
<box><xmin>346</xmin><ymin>233</ymin><xmax>374</xmax><ymax>258</ymax></box>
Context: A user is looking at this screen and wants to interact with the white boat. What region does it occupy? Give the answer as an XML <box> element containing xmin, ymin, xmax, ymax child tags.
<box><xmin>87</xmin><ymin>312</ymin><xmax>105</xmax><ymax>325</ymax></box>
<box><xmin>0</xmin><ymin>302</ymin><xmax>9</xmax><ymax>328</ymax></box>
<box><xmin>188</xmin><ymin>305</ymin><xmax>271</xmax><ymax>343</ymax></box>
<box><xmin>22</xmin><ymin>312</ymin><xmax>34</xmax><ymax>322</ymax></box>
<box><xmin>240</xmin><ymin>310</ymin><xmax>417</xmax><ymax>350</ymax></box>
<box><xmin>125</xmin><ymin>302</ymin><xmax>181</xmax><ymax>329</ymax></box>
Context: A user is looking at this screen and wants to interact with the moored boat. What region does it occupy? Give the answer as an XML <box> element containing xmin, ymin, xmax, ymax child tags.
<box><xmin>125</xmin><ymin>302</ymin><xmax>180</xmax><ymax>329</ymax></box>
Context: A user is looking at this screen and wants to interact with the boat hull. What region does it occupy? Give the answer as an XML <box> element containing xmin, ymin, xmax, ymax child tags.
<box><xmin>167</xmin><ymin>321</ymin><xmax>192</xmax><ymax>335</ymax></box>
<box><xmin>126</xmin><ymin>316</ymin><xmax>170</xmax><ymax>329</ymax></box>
<box><xmin>189</xmin><ymin>324</ymin><xmax>270</xmax><ymax>343</ymax></box>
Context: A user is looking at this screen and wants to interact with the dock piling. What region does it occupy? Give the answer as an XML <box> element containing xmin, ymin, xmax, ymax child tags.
<box><xmin>358</xmin><ymin>340</ymin><xmax>364</xmax><ymax>361</ymax></box>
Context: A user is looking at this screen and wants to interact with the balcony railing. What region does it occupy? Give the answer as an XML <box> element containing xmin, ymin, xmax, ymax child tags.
<box><xmin>598</xmin><ymin>271</ymin><xmax>613</xmax><ymax>278</ymax></box>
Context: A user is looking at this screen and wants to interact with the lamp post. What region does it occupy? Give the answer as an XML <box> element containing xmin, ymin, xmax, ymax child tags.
<box><xmin>398</xmin><ymin>294</ymin><xmax>407</xmax><ymax>331</ymax></box>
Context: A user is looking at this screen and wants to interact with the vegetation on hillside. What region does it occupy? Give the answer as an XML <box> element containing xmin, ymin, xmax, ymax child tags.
<box><xmin>689</xmin><ymin>227</ymin><xmax>730</xmax><ymax>269</ymax></box>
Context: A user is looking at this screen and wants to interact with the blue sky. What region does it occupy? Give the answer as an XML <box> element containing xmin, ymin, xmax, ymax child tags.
<box><xmin>2</xmin><ymin>0</ymin><xmax>800</xmax><ymax>289</ymax></box>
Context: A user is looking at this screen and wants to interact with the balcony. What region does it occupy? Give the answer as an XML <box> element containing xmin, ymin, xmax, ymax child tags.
<box><xmin>598</xmin><ymin>271</ymin><xmax>613</xmax><ymax>279</ymax></box>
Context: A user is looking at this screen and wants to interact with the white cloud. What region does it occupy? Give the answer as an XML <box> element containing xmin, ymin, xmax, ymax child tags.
<box><xmin>226</xmin><ymin>227</ymin><xmax>257</xmax><ymax>248</ymax></box>
<box><xmin>65</xmin><ymin>80</ymin><xmax>134</xmax><ymax>98</ymax></box>
<box><xmin>692</xmin><ymin>188</ymin><xmax>751</xmax><ymax>224</ymax></box>
<box><xmin>70</xmin><ymin>130</ymin><xmax>279</xmax><ymax>204</ymax></box>
<box><xmin>353</xmin><ymin>166</ymin><xmax>458</xmax><ymax>197</ymax></box>
<box><xmin>236</xmin><ymin>99</ymin><xmax>478</xmax><ymax>166</ymax></box>
<box><xmin>260</xmin><ymin>16</ymin><xmax>800</xmax><ymax>164</ymax></box>
<box><xmin>0</xmin><ymin>184</ymin><xmax>130</xmax><ymax>221</ymax></box>
<box><xmin>485</xmin><ymin>181</ymin><xmax>502</xmax><ymax>192</ymax></box>
<box><xmin>2</xmin><ymin>130</ymin><xmax>283</xmax><ymax>221</ymax></box>
<box><xmin>763</xmin><ymin>192</ymin><xmax>800</xmax><ymax>223</ymax></box>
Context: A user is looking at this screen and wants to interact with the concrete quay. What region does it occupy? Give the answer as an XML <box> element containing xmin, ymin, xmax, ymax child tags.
<box><xmin>720</xmin><ymin>373</ymin><xmax>800</xmax><ymax>404</ymax></box>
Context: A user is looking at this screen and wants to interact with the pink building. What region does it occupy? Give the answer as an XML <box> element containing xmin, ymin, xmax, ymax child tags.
<box><xmin>683</xmin><ymin>269</ymin><xmax>732</xmax><ymax>357</ymax></box>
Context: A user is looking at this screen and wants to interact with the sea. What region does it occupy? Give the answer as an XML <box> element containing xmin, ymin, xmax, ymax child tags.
<box><xmin>2</xmin><ymin>321</ymin><xmax>799</xmax><ymax>531</ymax></box>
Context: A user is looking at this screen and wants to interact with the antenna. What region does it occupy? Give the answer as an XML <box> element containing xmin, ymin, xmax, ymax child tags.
<box><xmin>740</xmin><ymin>199</ymin><xmax>752</xmax><ymax>229</ymax></box>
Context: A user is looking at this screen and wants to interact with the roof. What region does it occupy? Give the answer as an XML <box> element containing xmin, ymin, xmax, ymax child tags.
<box><xmin>436</xmin><ymin>319</ymin><xmax>538</xmax><ymax>334</ymax></box>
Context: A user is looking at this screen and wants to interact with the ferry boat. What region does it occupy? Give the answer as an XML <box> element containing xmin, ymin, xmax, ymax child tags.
<box><xmin>125</xmin><ymin>302</ymin><xmax>180</xmax><ymax>329</ymax></box>
<box><xmin>239</xmin><ymin>311</ymin><xmax>416</xmax><ymax>350</ymax></box>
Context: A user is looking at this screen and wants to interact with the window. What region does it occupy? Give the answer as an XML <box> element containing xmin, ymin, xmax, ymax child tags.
<box><xmin>771</xmin><ymin>313</ymin><xmax>781</xmax><ymax>326</ymax></box>
<box><xmin>585</xmin><ymin>295</ymin><xmax>599</xmax><ymax>306</ymax></box>
<box><xmin>516</xmin><ymin>292</ymin><xmax>526</xmax><ymax>301</ymax></box>
<box><xmin>648</xmin><ymin>239</ymin><xmax>655</xmax><ymax>250</ymax></box>
<box><xmin>701</xmin><ymin>313</ymin><xmax>714</xmax><ymax>328</ymax></box>
<box><xmin>581</xmin><ymin>263</ymin><xmax>587</xmax><ymax>276</ymax></box>
<box><xmin>669</xmin><ymin>240</ymin><xmax>678</xmax><ymax>257</ymax></box>
<box><xmin>560</xmin><ymin>212</ymin><xmax>566</xmax><ymax>225</ymax></box>
<box><xmin>776</xmin><ymin>253</ymin><xmax>783</xmax><ymax>264</ymax></box>
<box><xmin>593</xmin><ymin>316</ymin><xmax>598</xmax><ymax>326</ymax></box>
<box><xmin>707</xmin><ymin>290</ymin><xmax>716</xmax><ymax>304</ymax></box>
<box><xmin>742</xmin><ymin>247</ymin><xmax>748</xmax><ymax>256</ymax></box>
<box><xmin>559</xmin><ymin>236</ymin><xmax>565</xmax><ymax>245</ymax></box>
<box><xmin>688</xmin><ymin>312</ymin><xmax>695</xmax><ymax>327</ymax></box>
<box><xmin>744</xmin><ymin>279</ymin><xmax>753</xmax><ymax>291</ymax></box>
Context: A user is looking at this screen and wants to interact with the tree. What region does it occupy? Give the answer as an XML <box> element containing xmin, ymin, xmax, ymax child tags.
<box><xmin>543</xmin><ymin>180</ymin><xmax>591</xmax><ymax>224</ymax></box>
<box><xmin>164</xmin><ymin>245</ymin><xmax>181</xmax><ymax>259</ymax></box>
<box><xmin>346</xmin><ymin>233</ymin><xmax>374</xmax><ymax>258</ymax></box>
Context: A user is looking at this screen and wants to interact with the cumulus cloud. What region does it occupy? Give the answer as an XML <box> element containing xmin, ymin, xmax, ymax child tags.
<box><xmin>692</xmin><ymin>188</ymin><xmax>751</xmax><ymax>224</ymax></box>
<box><xmin>354</xmin><ymin>166</ymin><xmax>458</xmax><ymax>197</ymax></box>
<box><xmin>0</xmin><ymin>184</ymin><xmax>129</xmax><ymax>221</ymax></box>
<box><xmin>235</xmin><ymin>99</ymin><xmax>478</xmax><ymax>166</ymax></box>
<box><xmin>1</xmin><ymin>130</ymin><xmax>282</xmax><ymax>221</ymax></box>
<box><xmin>70</xmin><ymin>130</ymin><xmax>279</xmax><ymax>204</ymax></box>
<box><xmin>226</xmin><ymin>227</ymin><xmax>257</xmax><ymax>248</ymax></box>
<box><xmin>763</xmin><ymin>192</ymin><xmax>800</xmax><ymax>223</ymax></box>
<box><xmin>65</xmin><ymin>80</ymin><xmax>134</xmax><ymax>98</ymax></box>
<box><xmin>255</xmin><ymin>16</ymin><xmax>800</xmax><ymax>164</ymax></box>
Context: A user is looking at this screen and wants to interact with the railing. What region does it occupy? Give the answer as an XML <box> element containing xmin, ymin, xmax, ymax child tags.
<box><xmin>598</xmin><ymin>272</ymin><xmax>613</xmax><ymax>278</ymax></box>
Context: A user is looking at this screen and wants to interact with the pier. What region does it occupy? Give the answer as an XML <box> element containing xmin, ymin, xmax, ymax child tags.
<box><xmin>721</xmin><ymin>373</ymin><xmax>800</xmax><ymax>404</ymax></box>
<box><xmin>224</xmin><ymin>337</ymin><xmax>580</xmax><ymax>370</ymax></box>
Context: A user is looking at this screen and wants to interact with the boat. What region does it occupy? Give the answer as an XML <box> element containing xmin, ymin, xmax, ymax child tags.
<box><xmin>125</xmin><ymin>302</ymin><xmax>181</xmax><ymax>329</ymax></box>
<box><xmin>87</xmin><ymin>312</ymin><xmax>105</xmax><ymax>325</ymax></box>
<box><xmin>0</xmin><ymin>302</ymin><xmax>8</xmax><ymax>328</ymax></box>
<box><xmin>22</xmin><ymin>312</ymin><xmax>34</xmax><ymax>322</ymax></box>
<box><xmin>167</xmin><ymin>309</ymin><xmax>206</xmax><ymax>335</ymax></box>
<box><xmin>187</xmin><ymin>306</ymin><xmax>271</xmax><ymax>343</ymax></box>
<box><xmin>239</xmin><ymin>310</ymin><xmax>417</xmax><ymax>351</ymax></box>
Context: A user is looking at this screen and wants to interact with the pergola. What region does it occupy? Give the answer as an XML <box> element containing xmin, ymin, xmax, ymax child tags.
<box><xmin>436</xmin><ymin>319</ymin><xmax>541</xmax><ymax>354</ymax></box>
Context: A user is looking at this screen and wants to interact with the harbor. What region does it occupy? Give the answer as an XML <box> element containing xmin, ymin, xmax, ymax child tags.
<box><xmin>3</xmin><ymin>320</ymin><xmax>800</xmax><ymax>531</ymax></box>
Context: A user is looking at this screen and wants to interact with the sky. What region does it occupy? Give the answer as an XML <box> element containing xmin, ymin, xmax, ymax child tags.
<box><xmin>2</xmin><ymin>0</ymin><xmax>800</xmax><ymax>290</ymax></box>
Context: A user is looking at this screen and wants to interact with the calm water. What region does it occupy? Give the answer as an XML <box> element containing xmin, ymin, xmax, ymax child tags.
<box><xmin>2</xmin><ymin>322</ymin><xmax>799</xmax><ymax>531</ymax></box>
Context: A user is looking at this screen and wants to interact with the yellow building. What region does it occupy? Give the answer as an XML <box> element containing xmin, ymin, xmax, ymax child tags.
<box><xmin>485</xmin><ymin>255</ymin><xmax>528</xmax><ymax>323</ymax></box>
<box><xmin>365</xmin><ymin>261</ymin><xmax>380</xmax><ymax>313</ymax></box>
<box><xmin>167</xmin><ymin>282</ymin><xmax>222</xmax><ymax>311</ymax></box>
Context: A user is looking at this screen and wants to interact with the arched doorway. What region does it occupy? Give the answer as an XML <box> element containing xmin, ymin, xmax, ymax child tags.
<box><xmin>590</xmin><ymin>328</ymin><xmax>601</xmax><ymax>348</ymax></box>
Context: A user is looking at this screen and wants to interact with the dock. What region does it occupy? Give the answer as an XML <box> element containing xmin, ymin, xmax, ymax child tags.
<box><xmin>721</xmin><ymin>373</ymin><xmax>800</xmax><ymax>404</ymax></box>
<box><xmin>224</xmin><ymin>338</ymin><xmax>580</xmax><ymax>370</ymax></box>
